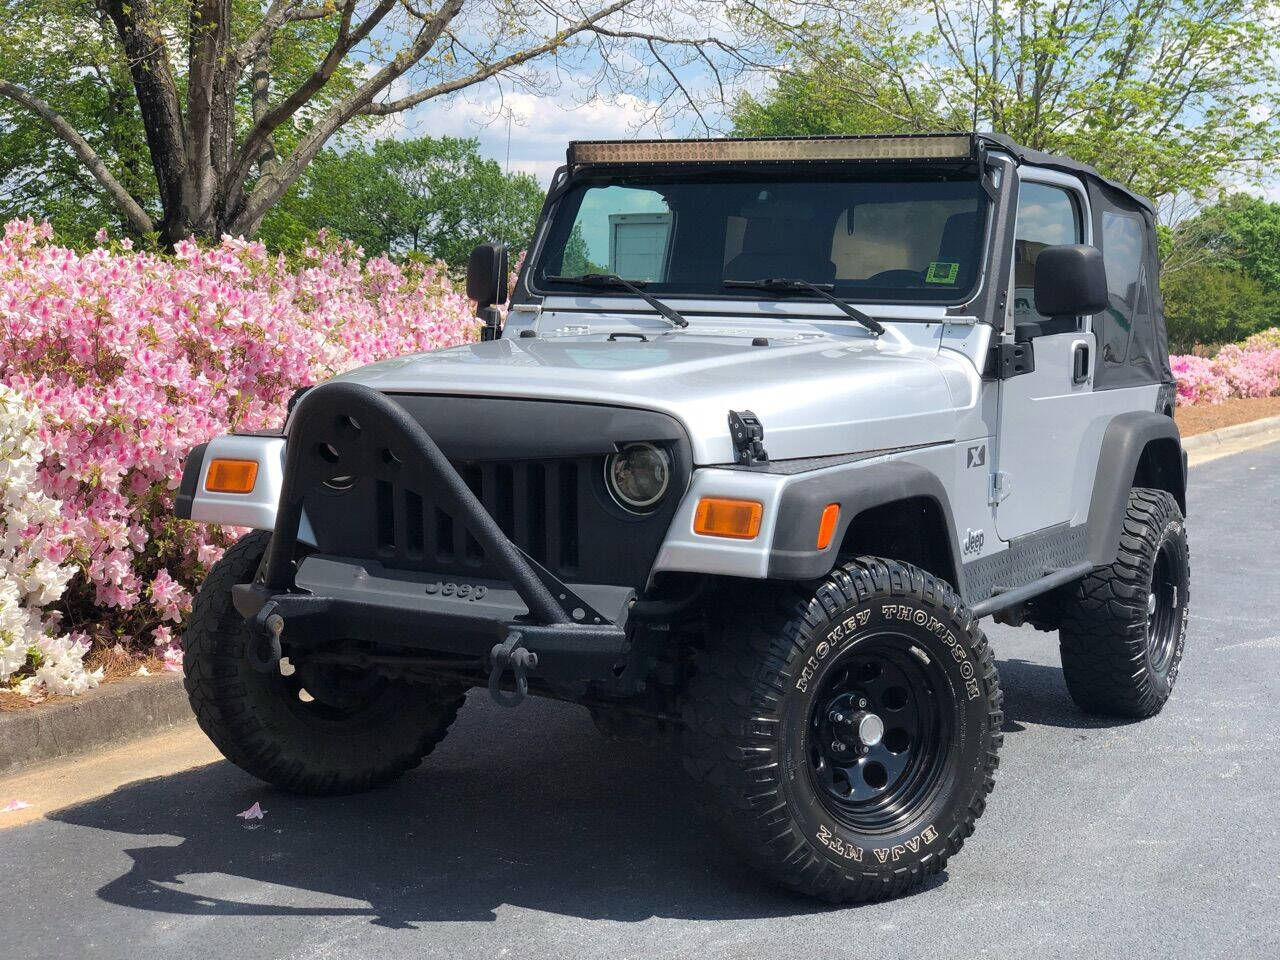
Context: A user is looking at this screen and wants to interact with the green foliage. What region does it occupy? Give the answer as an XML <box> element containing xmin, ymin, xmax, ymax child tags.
<box><xmin>730</xmin><ymin>69</ymin><xmax>945</xmax><ymax>138</ymax></box>
<box><xmin>1162</xmin><ymin>264</ymin><xmax>1276</xmax><ymax>352</ymax></box>
<box><xmin>1161</xmin><ymin>193</ymin><xmax>1280</xmax><ymax>349</ymax></box>
<box><xmin>260</xmin><ymin>137</ymin><xmax>544</xmax><ymax>266</ymax></box>
<box><xmin>0</xmin><ymin>0</ymin><xmax>367</xmax><ymax>247</ymax></box>
<box><xmin>734</xmin><ymin>0</ymin><xmax>1280</xmax><ymax>202</ymax></box>
<box><xmin>0</xmin><ymin>0</ymin><xmax>153</xmax><ymax>245</ymax></box>
<box><xmin>1174</xmin><ymin>194</ymin><xmax>1280</xmax><ymax>294</ymax></box>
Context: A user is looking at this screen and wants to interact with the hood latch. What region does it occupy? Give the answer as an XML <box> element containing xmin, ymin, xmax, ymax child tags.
<box><xmin>729</xmin><ymin>410</ymin><xmax>769</xmax><ymax>466</ymax></box>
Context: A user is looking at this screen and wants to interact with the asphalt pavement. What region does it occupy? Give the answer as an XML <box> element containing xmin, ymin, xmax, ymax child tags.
<box><xmin>2</xmin><ymin>441</ymin><xmax>1278</xmax><ymax>959</ymax></box>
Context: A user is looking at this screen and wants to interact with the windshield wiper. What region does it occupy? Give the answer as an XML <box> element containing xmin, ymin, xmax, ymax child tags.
<box><xmin>724</xmin><ymin>278</ymin><xmax>885</xmax><ymax>336</ymax></box>
<box><xmin>545</xmin><ymin>273</ymin><xmax>689</xmax><ymax>328</ymax></box>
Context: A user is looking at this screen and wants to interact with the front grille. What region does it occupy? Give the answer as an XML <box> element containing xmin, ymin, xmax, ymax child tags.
<box><xmin>302</xmin><ymin>452</ymin><xmax>680</xmax><ymax>590</ymax></box>
<box><xmin>292</xmin><ymin>394</ymin><xmax>690</xmax><ymax>591</ymax></box>
<box><xmin>368</xmin><ymin>458</ymin><xmax>583</xmax><ymax>577</ymax></box>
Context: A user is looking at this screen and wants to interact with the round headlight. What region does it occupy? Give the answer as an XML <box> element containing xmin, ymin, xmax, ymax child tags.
<box><xmin>605</xmin><ymin>442</ymin><xmax>671</xmax><ymax>512</ymax></box>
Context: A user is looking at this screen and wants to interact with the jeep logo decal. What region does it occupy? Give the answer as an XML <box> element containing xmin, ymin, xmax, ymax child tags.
<box><xmin>424</xmin><ymin>581</ymin><xmax>488</xmax><ymax>601</ymax></box>
<box><xmin>966</xmin><ymin>444</ymin><xmax>986</xmax><ymax>468</ymax></box>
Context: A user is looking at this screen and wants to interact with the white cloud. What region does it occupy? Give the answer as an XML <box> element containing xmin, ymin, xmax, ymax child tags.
<box><xmin>397</xmin><ymin>85</ymin><xmax>721</xmax><ymax>184</ymax></box>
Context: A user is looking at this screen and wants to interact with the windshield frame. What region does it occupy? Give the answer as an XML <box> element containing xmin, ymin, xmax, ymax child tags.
<box><xmin>522</xmin><ymin>162</ymin><xmax>993</xmax><ymax>312</ymax></box>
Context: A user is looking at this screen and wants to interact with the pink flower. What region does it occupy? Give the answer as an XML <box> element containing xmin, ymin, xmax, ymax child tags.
<box><xmin>1</xmin><ymin>219</ymin><xmax>479</xmax><ymax>671</ymax></box>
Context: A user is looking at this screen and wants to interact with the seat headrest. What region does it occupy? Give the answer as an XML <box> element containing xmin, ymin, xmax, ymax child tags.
<box><xmin>938</xmin><ymin>211</ymin><xmax>981</xmax><ymax>261</ymax></box>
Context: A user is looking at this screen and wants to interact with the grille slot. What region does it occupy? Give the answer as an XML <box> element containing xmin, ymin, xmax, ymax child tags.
<box><xmin>557</xmin><ymin>462</ymin><xmax>579</xmax><ymax>573</ymax></box>
<box><xmin>368</xmin><ymin>458</ymin><xmax>584</xmax><ymax>577</ymax></box>
<box><xmin>375</xmin><ymin>480</ymin><xmax>395</xmax><ymax>554</ymax></box>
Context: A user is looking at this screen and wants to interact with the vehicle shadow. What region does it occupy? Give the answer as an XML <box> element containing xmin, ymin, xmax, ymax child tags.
<box><xmin>996</xmin><ymin>656</ymin><xmax>1141</xmax><ymax>732</ymax></box>
<box><xmin>48</xmin><ymin>694</ymin><xmax>945</xmax><ymax>928</ymax></box>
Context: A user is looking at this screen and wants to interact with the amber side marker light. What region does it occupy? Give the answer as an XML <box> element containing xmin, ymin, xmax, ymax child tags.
<box><xmin>694</xmin><ymin>498</ymin><xmax>763</xmax><ymax>540</ymax></box>
<box><xmin>816</xmin><ymin>503</ymin><xmax>841</xmax><ymax>550</ymax></box>
<box><xmin>205</xmin><ymin>459</ymin><xmax>259</xmax><ymax>494</ymax></box>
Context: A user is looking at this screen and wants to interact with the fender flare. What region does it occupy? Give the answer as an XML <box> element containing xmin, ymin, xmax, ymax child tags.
<box><xmin>767</xmin><ymin>459</ymin><xmax>966</xmax><ymax>596</ymax></box>
<box><xmin>1085</xmin><ymin>411</ymin><xmax>1186</xmax><ymax>565</ymax></box>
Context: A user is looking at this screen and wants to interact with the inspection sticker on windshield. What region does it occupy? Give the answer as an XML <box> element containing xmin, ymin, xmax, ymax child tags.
<box><xmin>925</xmin><ymin>261</ymin><xmax>960</xmax><ymax>284</ymax></box>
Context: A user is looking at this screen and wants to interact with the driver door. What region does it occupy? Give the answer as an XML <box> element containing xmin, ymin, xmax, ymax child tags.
<box><xmin>993</xmin><ymin>175</ymin><xmax>1095</xmax><ymax>541</ymax></box>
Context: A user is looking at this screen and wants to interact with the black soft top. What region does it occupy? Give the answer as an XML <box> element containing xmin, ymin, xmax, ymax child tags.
<box><xmin>978</xmin><ymin>133</ymin><xmax>1156</xmax><ymax>215</ymax></box>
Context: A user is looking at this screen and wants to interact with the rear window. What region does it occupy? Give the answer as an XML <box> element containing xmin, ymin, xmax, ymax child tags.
<box><xmin>534</xmin><ymin>172</ymin><xmax>989</xmax><ymax>304</ymax></box>
<box><xmin>1101</xmin><ymin>211</ymin><xmax>1146</xmax><ymax>364</ymax></box>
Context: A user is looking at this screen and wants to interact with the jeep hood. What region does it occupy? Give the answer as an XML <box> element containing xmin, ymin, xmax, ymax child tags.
<box><xmin>331</xmin><ymin>332</ymin><xmax>959</xmax><ymax>464</ymax></box>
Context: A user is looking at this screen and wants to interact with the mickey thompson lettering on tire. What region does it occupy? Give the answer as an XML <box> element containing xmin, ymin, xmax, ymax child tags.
<box><xmin>794</xmin><ymin>602</ymin><xmax>982</xmax><ymax>702</ymax></box>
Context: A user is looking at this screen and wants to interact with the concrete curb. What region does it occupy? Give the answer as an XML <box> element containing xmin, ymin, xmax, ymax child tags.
<box><xmin>0</xmin><ymin>674</ymin><xmax>190</xmax><ymax>777</ymax></box>
<box><xmin>1183</xmin><ymin>414</ymin><xmax>1280</xmax><ymax>453</ymax></box>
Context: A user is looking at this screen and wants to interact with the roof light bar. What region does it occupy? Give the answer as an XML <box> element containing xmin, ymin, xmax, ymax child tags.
<box><xmin>568</xmin><ymin>134</ymin><xmax>975</xmax><ymax>166</ymax></box>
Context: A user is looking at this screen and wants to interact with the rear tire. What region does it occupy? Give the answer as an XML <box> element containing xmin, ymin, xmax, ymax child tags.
<box><xmin>1055</xmin><ymin>488</ymin><xmax>1190</xmax><ymax>718</ymax></box>
<box><xmin>183</xmin><ymin>530</ymin><xmax>466</xmax><ymax>795</ymax></box>
<box><xmin>681</xmin><ymin>558</ymin><xmax>1002</xmax><ymax>902</ymax></box>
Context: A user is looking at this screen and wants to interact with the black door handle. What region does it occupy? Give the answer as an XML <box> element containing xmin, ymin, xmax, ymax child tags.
<box><xmin>1072</xmin><ymin>343</ymin><xmax>1090</xmax><ymax>384</ymax></box>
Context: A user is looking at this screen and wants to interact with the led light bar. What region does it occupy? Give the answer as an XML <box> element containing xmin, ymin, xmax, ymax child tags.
<box><xmin>568</xmin><ymin>134</ymin><xmax>975</xmax><ymax>166</ymax></box>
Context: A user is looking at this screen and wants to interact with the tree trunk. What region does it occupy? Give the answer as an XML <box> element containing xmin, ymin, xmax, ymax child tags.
<box><xmin>102</xmin><ymin>0</ymin><xmax>188</xmax><ymax>244</ymax></box>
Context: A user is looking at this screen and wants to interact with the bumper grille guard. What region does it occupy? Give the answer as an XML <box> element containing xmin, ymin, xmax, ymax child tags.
<box><xmin>236</xmin><ymin>381</ymin><xmax>632</xmax><ymax>706</ymax></box>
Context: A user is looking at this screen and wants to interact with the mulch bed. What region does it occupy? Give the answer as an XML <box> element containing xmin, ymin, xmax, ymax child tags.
<box><xmin>1175</xmin><ymin>396</ymin><xmax>1280</xmax><ymax>437</ymax></box>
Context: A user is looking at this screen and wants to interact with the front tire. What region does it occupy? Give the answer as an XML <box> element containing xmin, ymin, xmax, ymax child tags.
<box><xmin>1055</xmin><ymin>488</ymin><xmax>1190</xmax><ymax>718</ymax></box>
<box><xmin>682</xmin><ymin>558</ymin><xmax>1002</xmax><ymax>902</ymax></box>
<box><xmin>183</xmin><ymin>530</ymin><xmax>467</xmax><ymax>795</ymax></box>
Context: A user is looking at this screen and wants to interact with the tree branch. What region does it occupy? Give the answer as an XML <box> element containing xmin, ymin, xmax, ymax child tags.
<box><xmin>229</xmin><ymin>0</ymin><xmax>466</xmax><ymax>233</ymax></box>
<box><xmin>228</xmin><ymin>0</ymin><xmax>393</xmax><ymax>198</ymax></box>
<box><xmin>0</xmin><ymin>78</ymin><xmax>156</xmax><ymax>235</ymax></box>
<box><xmin>232</xmin><ymin>0</ymin><xmax>332</xmax><ymax>71</ymax></box>
<box><xmin>359</xmin><ymin>0</ymin><xmax>636</xmax><ymax>115</ymax></box>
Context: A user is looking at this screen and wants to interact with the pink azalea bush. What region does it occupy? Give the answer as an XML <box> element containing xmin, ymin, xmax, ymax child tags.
<box><xmin>1170</xmin><ymin>354</ymin><xmax>1231</xmax><ymax>405</ymax></box>
<box><xmin>0</xmin><ymin>218</ymin><xmax>478</xmax><ymax>694</ymax></box>
<box><xmin>1170</xmin><ymin>328</ymin><xmax>1280</xmax><ymax>405</ymax></box>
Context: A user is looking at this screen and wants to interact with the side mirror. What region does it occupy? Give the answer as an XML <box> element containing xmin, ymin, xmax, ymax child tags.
<box><xmin>1034</xmin><ymin>244</ymin><xmax>1108</xmax><ymax>319</ymax></box>
<box><xmin>466</xmin><ymin>242</ymin><xmax>509</xmax><ymax>310</ymax></box>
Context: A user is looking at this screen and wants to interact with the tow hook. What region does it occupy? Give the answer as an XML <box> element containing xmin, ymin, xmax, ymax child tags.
<box><xmin>246</xmin><ymin>601</ymin><xmax>284</xmax><ymax>674</ymax></box>
<box><xmin>489</xmin><ymin>632</ymin><xmax>538</xmax><ymax>708</ymax></box>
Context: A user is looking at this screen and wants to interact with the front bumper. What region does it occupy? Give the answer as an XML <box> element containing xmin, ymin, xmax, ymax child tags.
<box><xmin>217</xmin><ymin>381</ymin><xmax>636</xmax><ymax>689</ymax></box>
<box><xmin>232</xmin><ymin>555</ymin><xmax>634</xmax><ymax>684</ymax></box>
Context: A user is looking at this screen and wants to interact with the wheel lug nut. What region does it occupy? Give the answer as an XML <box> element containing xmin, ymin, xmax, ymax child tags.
<box><xmin>858</xmin><ymin>698</ymin><xmax>867</xmax><ymax>709</ymax></box>
<box><xmin>831</xmin><ymin>740</ymin><xmax>846</xmax><ymax>752</ymax></box>
<box><xmin>831</xmin><ymin>711</ymin><xmax>845</xmax><ymax>724</ymax></box>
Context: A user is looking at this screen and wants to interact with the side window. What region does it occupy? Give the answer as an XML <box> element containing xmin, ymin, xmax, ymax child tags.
<box><xmin>1100</xmin><ymin>210</ymin><xmax>1146</xmax><ymax>366</ymax></box>
<box><xmin>1013</xmin><ymin>182</ymin><xmax>1083</xmax><ymax>331</ymax></box>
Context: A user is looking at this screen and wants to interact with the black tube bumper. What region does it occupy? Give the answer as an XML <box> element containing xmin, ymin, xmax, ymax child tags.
<box><xmin>228</xmin><ymin>381</ymin><xmax>642</xmax><ymax>688</ymax></box>
<box><xmin>232</xmin><ymin>555</ymin><xmax>633</xmax><ymax>683</ymax></box>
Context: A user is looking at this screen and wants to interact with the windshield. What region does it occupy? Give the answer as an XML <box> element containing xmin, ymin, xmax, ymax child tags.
<box><xmin>531</xmin><ymin>170</ymin><xmax>988</xmax><ymax>304</ymax></box>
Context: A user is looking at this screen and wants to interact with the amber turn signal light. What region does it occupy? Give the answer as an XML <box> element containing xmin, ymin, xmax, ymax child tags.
<box><xmin>205</xmin><ymin>459</ymin><xmax>259</xmax><ymax>494</ymax></box>
<box><xmin>693</xmin><ymin>498</ymin><xmax>763</xmax><ymax>539</ymax></box>
<box><xmin>816</xmin><ymin>503</ymin><xmax>841</xmax><ymax>550</ymax></box>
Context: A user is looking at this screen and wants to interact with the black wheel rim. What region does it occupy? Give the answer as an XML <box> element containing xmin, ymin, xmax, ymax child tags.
<box><xmin>806</xmin><ymin>638</ymin><xmax>952</xmax><ymax>834</ymax></box>
<box><xmin>1146</xmin><ymin>541</ymin><xmax>1181</xmax><ymax>675</ymax></box>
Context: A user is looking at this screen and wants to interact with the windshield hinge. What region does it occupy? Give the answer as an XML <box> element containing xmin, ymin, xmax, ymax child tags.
<box><xmin>728</xmin><ymin>410</ymin><xmax>769</xmax><ymax>465</ymax></box>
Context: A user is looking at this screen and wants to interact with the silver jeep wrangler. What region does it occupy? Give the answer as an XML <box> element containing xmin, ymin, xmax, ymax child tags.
<box><xmin>177</xmin><ymin>133</ymin><xmax>1190</xmax><ymax>902</ymax></box>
